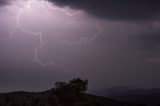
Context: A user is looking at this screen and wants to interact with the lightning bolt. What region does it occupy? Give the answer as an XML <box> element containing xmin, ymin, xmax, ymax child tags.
<box><xmin>89</xmin><ymin>20</ymin><xmax>103</xmax><ymax>43</ymax></box>
<box><xmin>45</xmin><ymin>1</ymin><xmax>81</xmax><ymax>17</ymax></box>
<box><xmin>3</xmin><ymin>0</ymin><xmax>103</xmax><ymax>72</ymax></box>
<box><xmin>45</xmin><ymin>1</ymin><xmax>103</xmax><ymax>45</ymax></box>
<box><xmin>61</xmin><ymin>20</ymin><xmax>103</xmax><ymax>45</ymax></box>
<box><xmin>3</xmin><ymin>0</ymin><xmax>68</xmax><ymax>71</ymax></box>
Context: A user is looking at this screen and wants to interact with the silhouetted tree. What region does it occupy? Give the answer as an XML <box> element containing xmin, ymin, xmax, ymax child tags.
<box><xmin>54</xmin><ymin>78</ymin><xmax>88</xmax><ymax>105</ymax></box>
<box><xmin>69</xmin><ymin>78</ymin><xmax>88</xmax><ymax>94</ymax></box>
<box><xmin>55</xmin><ymin>81</ymin><xmax>67</xmax><ymax>90</ymax></box>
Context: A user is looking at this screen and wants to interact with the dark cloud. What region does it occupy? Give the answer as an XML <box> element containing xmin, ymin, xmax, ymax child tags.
<box><xmin>0</xmin><ymin>0</ymin><xmax>9</xmax><ymax>6</ymax></box>
<box><xmin>48</xmin><ymin>0</ymin><xmax>160</xmax><ymax>21</ymax></box>
<box><xmin>1</xmin><ymin>0</ymin><xmax>160</xmax><ymax>91</ymax></box>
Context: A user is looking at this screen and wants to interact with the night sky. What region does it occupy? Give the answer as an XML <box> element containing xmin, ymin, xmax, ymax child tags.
<box><xmin>0</xmin><ymin>0</ymin><xmax>160</xmax><ymax>92</ymax></box>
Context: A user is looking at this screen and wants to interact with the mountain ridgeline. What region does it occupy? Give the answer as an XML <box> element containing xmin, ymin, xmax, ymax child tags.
<box><xmin>0</xmin><ymin>78</ymin><xmax>146</xmax><ymax>106</ymax></box>
<box><xmin>90</xmin><ymin>87</ymin><xmax>160</xmax><ymax>106</ymax></box>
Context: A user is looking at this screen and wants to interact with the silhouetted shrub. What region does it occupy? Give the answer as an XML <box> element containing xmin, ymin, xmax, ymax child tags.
<box><xmin>54</xmin><ymin>78</ymin><xmax>88</xmax><ymax>104</ymax></box>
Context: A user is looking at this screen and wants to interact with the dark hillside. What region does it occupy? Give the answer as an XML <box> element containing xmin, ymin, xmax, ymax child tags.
<box><xmin>0</xmin><ymin>78</ymin><xmax>146</xmax><ymax>106</ymax></box>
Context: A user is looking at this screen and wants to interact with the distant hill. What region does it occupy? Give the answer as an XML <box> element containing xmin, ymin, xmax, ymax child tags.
<box><xmin>89</xmin><ymin>87</ymin><xmax>142</xmax><ymax>97</ymax></box>
<box><xmin>0</xmin><ymin>91</ymin><xmax>145</xmax><ymax>106</ymax></box>
<box><xmin>90</xmin><ymin>87</ymin><xmax>160</xmax><ymax>106</ymax></box>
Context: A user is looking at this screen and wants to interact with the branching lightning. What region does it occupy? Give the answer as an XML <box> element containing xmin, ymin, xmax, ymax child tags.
<box><xmin>61</xmin><ymin>20</ymin><xmax>103</xmax><ymax>45</ymax></box>
<box><xmin>3</xmin><ymin>0</ymin><xmax>103</xmax><ymax>71</ymax></box>
<box><xmin>89</xmin><ymin>20</ymin><xmax>103</xmax><ymax>43</ymax></box>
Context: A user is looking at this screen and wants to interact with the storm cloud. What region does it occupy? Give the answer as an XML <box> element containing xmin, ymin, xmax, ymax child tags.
<box><xmin>1</xmin><ymin>0</ymin><xmax>160</xmax><ymax>92</ymax></box>
<box><xmin>48</xmin><ymin>0</ymin><xmax>160</xmax><ymax>21</ymax></box>
<box><xmin>0</xmin><ymin>0</ymin><xmax>10</xmax><ymax>6</ymax></box>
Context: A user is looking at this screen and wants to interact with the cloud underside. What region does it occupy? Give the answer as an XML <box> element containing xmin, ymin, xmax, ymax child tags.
<box><xmin>47</xmin><ymin>0</ymin><xmax>160</xmax><ymax>57</ymax></box>
<box><xmin>1</xmin><ymin>0</ymin><xmax>160</xmax><ymax>56</ymax></box>
<box><xmin>1</xmin><ymin>0</ymin><xmax>160</xmax><ymax>21</ymax></box>
<box><xmin>0</xmin><ymin>0</ymin><xmax>10</xmax><ymax>6</ymax></box>
<box><xmin>48</xmin><ymin>0</ymin><xmax>160</xmax><ymax>21</ymax></box>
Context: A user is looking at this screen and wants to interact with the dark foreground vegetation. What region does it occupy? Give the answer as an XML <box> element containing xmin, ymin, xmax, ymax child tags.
<box><xmin>0</xmin><ymin>78</ymin><xmax>146</xmax><ymax>106</ymax></box>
